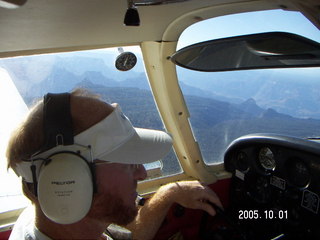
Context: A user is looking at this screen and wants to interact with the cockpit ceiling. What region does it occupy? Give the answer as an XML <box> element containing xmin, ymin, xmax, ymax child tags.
<box><xmin>0</xmin><ymin>0</ymin><xmax>318</xmax><ymax>57</ymax></box>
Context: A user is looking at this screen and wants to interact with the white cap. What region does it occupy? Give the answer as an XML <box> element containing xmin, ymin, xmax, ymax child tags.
<box><xmin>14</xmin><ymin>104</ymin><xmax>173</xmax><ymax>183</ymax></box>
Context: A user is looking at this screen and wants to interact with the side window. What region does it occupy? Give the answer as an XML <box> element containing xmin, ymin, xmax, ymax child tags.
<box><xmin>0</xmin><ymin>47</ymin><xmax>182</xmax><ymax>212</ymax></box>
<box><xmin>0</xmin><ymin>68</ymin><xmax>30</xmax><ymax>212</ymax></box>
<box><xmin>176</xmin><ymin>10</ymin><xmax>320</xmax><ymax>165</ymax></box>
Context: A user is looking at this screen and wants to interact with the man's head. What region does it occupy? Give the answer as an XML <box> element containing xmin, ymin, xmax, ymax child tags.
<box><xmin>6</xmin><ymin>89</ymin><xmax>172</xmax><ymax>225</ymax></box>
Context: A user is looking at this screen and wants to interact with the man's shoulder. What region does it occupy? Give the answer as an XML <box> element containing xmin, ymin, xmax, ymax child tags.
<box><xmin>9</xmin><ymin>205</ymin><xmax>34</xmax><ymax>240</ymax></box>
<box><xmin>9</xmin><ymin>205</ymin><xmax>51</xmax><ymax>240</ymax></box>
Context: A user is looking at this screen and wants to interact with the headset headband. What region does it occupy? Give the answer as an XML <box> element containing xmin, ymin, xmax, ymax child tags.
<box><xmin>43</xmin><ymin>93</ymin><xmax>74</xmax><ymax>151</ymax></box>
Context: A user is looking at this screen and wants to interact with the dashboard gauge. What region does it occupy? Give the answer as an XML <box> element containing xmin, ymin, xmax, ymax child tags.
<box><xmin>258</xmin><ymin>147</ymin><xmax>276</xmax><ymax>171</ymax></box>
<box><xmin>236</xmin><ymin>151</ymin><xmax>250</xmax><ymax>172</ymax></box>
<box><xmin>287</xmin><ymin>158</ymin><xmax>310</xmax><ymax>188</ymax></box>
<box><xmin>115</xmin><ymin>52</ymin><xmax>137</xmax><ymax>71</ymax></box>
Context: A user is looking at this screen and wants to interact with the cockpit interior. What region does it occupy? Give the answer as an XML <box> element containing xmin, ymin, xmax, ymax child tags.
<box><xmin>0</xmin><ymin>0</ymin><xmax>319</xmax><ymax>239</ymax></box>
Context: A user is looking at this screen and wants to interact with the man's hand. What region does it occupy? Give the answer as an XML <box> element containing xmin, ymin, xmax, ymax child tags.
<box><xmin>160</xmin><ymin>180</ymin><xmax>223</xmax><ymax>216</ymax></box>
<box><xmin>127</xmin><ymin>180</ymin><xmax>222</xmax><ymax>240</ymax></box>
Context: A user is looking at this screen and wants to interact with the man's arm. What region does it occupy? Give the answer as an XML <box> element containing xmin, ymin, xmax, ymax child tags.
<box><xmin>126</xmin><ymin>180</ymin><xmax>223</xmax><ymax>240</ymax></box>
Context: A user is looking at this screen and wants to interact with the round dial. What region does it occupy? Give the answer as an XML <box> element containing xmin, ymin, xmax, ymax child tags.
<box><xmin>236</xmin><ymin>151</ymin><xmax>250</xmax><ymax>172</ymax></box>
<box><xmin>258</xmin><ymin>147</ymin><xmax>276</xmax><ymax>171</ymax></box>
<box><xmin>115</xmin><ymin>52</ymin><xmax>137</xmax><ymax>71</ymax></box>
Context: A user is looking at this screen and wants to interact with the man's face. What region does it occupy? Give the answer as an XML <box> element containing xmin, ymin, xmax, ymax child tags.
<box><xmin>89</xmin><ymin>162</ymin><xmax>147</xmax><ymax>225</ymax></box>
<box><xmin>72</xmin><ymin>99</ymin><xmax>147</xmax><ymax>225</ymax></box>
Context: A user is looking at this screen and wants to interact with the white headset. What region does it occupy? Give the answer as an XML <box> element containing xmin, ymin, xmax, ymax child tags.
<box><xmin>32</xmin><ymin>93</ymin><xmax>95</xmax><ymax>224</ymax></box>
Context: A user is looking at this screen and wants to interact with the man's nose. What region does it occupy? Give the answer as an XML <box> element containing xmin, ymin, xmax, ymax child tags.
<box><xmin>135</xmin><ymin>164</ymin><xmax>147</xmax><ymax>181</ymax></box>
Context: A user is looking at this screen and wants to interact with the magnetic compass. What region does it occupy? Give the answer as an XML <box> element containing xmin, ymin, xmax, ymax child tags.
<box><xmin>115</xmin><ymin>52</ymin><xmax>137</xmax><ymax>71</ymax></box>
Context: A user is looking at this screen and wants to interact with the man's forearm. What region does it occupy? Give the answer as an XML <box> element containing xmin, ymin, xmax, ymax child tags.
<box><xmin>127</xmin><ymin>183</ymin><xmax>176</xmax><ymax>240</ymax></box>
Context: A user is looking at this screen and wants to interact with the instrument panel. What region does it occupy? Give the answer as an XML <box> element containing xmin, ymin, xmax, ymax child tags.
<box><xmin>221</xmin><ymin>134</ymin><xmax>320</xmax><ymax>240</ymax></box>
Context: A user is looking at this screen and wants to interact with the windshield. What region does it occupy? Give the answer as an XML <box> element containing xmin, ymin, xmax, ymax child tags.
<box><xmin>0</xmin><ymin>46</ymin><xmax>181</xmax><ymax>212</ymax></box>
<box><xmin>176</xmin><ymin>10</ymin><xmax>320</xmax><ymax>165</ymax></box>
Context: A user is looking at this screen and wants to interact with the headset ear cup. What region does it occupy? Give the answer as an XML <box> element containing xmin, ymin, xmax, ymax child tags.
<box><xmin>37</xmin><ymin>152</ymin><xmax>93</xmax><ymax>224</ymax></box>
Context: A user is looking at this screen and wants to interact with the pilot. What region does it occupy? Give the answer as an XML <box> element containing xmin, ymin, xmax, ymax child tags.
<box><xmin>6</xmin><ymin>88</ymin><xmax>222</xmax><ymax>240</ymax></box>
